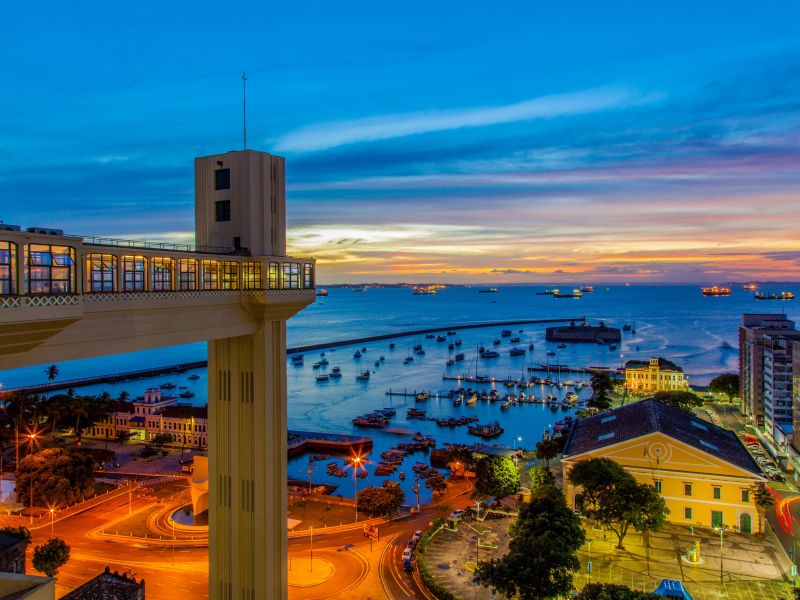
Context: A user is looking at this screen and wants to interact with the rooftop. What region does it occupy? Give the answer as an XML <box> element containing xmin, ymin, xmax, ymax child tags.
<box><xmin>563</xmin><ymin>398</ymin><xmax>762</xmax><ymax>475</ymax></box>
<box><xmin>624</xmin><ymin>357</ymin><xmax>684</xmax><ymax>372</ymax></box>
<box><xmin>61</xmin><ymin>567</ymin><xmax>144</xmax><ymax>600</ymax></box>
<box><xmin>161</xmin><ymin>405</ymin><xmax>207</xmax><ymax>419</ymax></box>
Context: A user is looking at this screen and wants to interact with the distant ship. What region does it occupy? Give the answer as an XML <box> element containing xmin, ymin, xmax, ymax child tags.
<box><xmin>478</xmin><ymin>288</ymin><xmax>499</xmax><ymax>293</ymax></box>
<box><xmin>315</xmin><ymin>288</ymin><xmax>328</xmax><ymax>297</ymax></box>
<box><xmin>701</xmin><ymin>286</ymin><xmax>731</xmax><ymax>296</ymax></box>
<box><xmin>411</xmin><ymin>285</ymin><xmax>440</xmax><ymax>295</ymax></box>
<box><xmin>536</xmin><ymin>289</ymin><xmax>558</xmax><ymax>296</ymax></box>
<box><xmin>579</xmin><ymin>286</ymin><xmax>594</xmax><ymax>293</ymax></box>
<box><xmin>743</xmin><ymin>282</ymin><xmax>758</xmax><ymax>291</ymax></box>
<box><xmin>755</xmin><ymin>291</ymin><xmax>795</xmax><ymax>300</ymax></box>
<box><xmin>553</xmin><ymin>289</ymin><xmax>584</xmax><ymax>299</ymax></box>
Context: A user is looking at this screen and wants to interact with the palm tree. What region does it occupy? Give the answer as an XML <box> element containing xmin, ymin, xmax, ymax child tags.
<box><xmin>69</xmin><ymin>395</ymin><xmax>91</xmax><ymax>445</ymax></box>
<box><xmin>752</xmin><ymin>483</ymin><xmax>774</xmax><ymax>535</ymax></box>
<box><xmin>4</xmin><ymin>391</ymin><xmax>36</xmax><ymax>466</ymax></box>
<box><xmin>45</xmin><ymin>365</ymin><xmax>59</xmax><ymax>384</ymax></box>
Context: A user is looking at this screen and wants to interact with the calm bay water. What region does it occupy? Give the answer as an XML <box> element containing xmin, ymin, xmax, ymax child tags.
<box><xmin>1</xmin><ymin>284</ymin><xmax>798</xmax><ymax>501</ymax></box>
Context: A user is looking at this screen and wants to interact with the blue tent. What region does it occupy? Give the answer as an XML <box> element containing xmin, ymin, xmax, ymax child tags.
<box><xmin>652</xmin><ymin>579</ymin><xmax>693</xmax><ymax>600</ymax></box>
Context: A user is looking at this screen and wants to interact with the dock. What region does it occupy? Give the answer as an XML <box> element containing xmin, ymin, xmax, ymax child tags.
<box><xmin>385</xmin><ymin>389</ymin><xmax>447</xmax><ymax>399</ymax></box>
<box><xmin>287</xmin><ymin>430</ymin><xmax>373</xmax><ymax>458</ymax></box>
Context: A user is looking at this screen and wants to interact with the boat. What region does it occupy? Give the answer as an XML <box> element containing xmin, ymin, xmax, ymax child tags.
<box><xmin>356</xmin><ymin>371</ymin><xmax>371</xmax><ymax>381</ymax></box>
<box><xmin>187</xmin><ymin>374</ymin><xmax>200</xmax><ymax>380</ymax></box>
<box><xmin>546</xmin><ymin>350</ymin><xmax>556</xmax><ymax>356</ymax></box>
<box><xmin>389</xmin><ymin>343</ymin><xmax>396</xmax><ymax>349</ymax></box>
<box><xmin>557</xmin><ymin>344</ymin><xmax>566</xmax><ymax>349</ymax></box>
<box><xmin>535</xmin><ymin>289</ymin><xmax>558</xmax><ymax>295</ymax></box>
<box><xmin>352</xmin><ymin>414</ymin><xmax>388</xmax><ymax>427</ymax></box>
<box><xmin>399</xmin><ymin>472</ymin><xmax>406</xmax><ymax>480</ymax></box>
<box><xmin>436</xmin><ymin>335</ymin><xmax>446</xmax><ymax>342</ymax></box>
<box><xmin>316</xmin><ymin>374</ymin><xmax>330</xmax><ymax>382</ymax></box>
<box><xmin>501</xmin><ymin>330</ymin><xmax>512</xmax><ymax>337</ymax></box>
<box><xmin>744</xmin><ymin>282</ymin><xmax>758</xmax><ymax>291</ymax></box>
<box><xmin>701</xmin><ymin>286</ymin><xmax>731</xmax><ymax>296</ymax></box>
<box><xmin>478</xmin><ymin>288</ymin><xmax>499</xmax><ymax>293</ymax></box>
<box><xmin>500</xmin><ymin>398</ymin><xmax>513</xmax><ymax>409</ymax></box>
<box><xmin>374</xmin><ymin>360</ymin><xmax>380</xmax><ymax>367</ymax></box>
<box><xmin>315</xmin><ymin>288</ymin><xmax>329</xmax><ymax>297</ymax></box>
<box><xmin>454</xmin><ymin>353</ymin><xmax>465</xmax><ymax>362</ymax></box>
<box><xmin>467</xmin><ymin>420</ymin><xmax>504</xmax><ymax>439</ymax></box>
<box><xmin>312</xmin><ymin>362</ymin><xmax>321</xmax><ymax>369</ymax></box>
<box><xmin>465</xmin><ymin>394</ymin><xmax>478</xmax><ymax>406</ymax></box>
<box><xmin>510</xmin><ymin>336</ymin><xmax>521</xmax><ymax>343</ymax></box>
<box><xmin>179</xmin><ymin>391</ymin><xmax>195</xmax><ymax>398</ymax></box>
<box><xmin>453</xmin><ymin>395</ymin><xmax>463</xmax><ymax>406</ymax></box>
<box><xmin>407</xmin><ymin>408</ymin><xmax>427</xmax><ymax>419</ymax></box>
<box><xmin>553</xmin><ymin>289</ymin><xmax>584</xmax><ymax>298</ymax></box>
<box><xmin>416</xmin><ymin>392</ymin><xmax>429</xmax><ymax>402</ymax></box>
<box><xmin>159</xmin><ymin>383</ymin><xmax>177</xmax><ymax>390</ymax></box>
<box><xmin>446</xmin><ymin>359</ymin><xmax>455</xmax><ymax>366</ymax></box>
<box><xmin>412</xmin><ymin>285</ymin><xmax>438</xmax><ymax>295</ymax></box>
<box><xmin>425</xmin><ymin>334</ymin><xmax>436</xmax><ymax>339</ymax></box>
<box><xmin>447</xmin><ymin>330</ymin><xmax>457</xmax><ymax>336</ymax></box>
<box><xmin>580</xmin><ymin>286</ymin><xmax>594</xmax><ymax>293</ymax></box>
<box><xmin>455</xmin><ymin>339</ymin><xmax>463</xmax><ymax>347</ymax></box>
<box><xmin>403</xmin><ymin>356</ymin><xmax>414</xmax><ymax>365</ymax></box>
<box><xmin>319</xmin><ymin>357</ymin><xmax>329</xmax><ymax>366</ymax></box>
<box><xmin>509</xmin><ymin>347</ymin><xmax>526</xmax><ymax>356</ymax></box>
<box><xmin>493</xmin><ymin>339</ymin><xmax>502</xmax><ymax>346</ymax></box>
<box><xmin>480</xmin><ymin>350</ymin><xmax>500</xmax><ymax>358</ymax></box>
<box><xmin>379</xmin><ymin>356</ymin><xmax>385</xmax><ymax>361</ymax></box>
<box><xmin>353</xmin><ymin>350</ymin><xmax>362</xmax><ymax>359</ymax></box>
<box><xmin>755</xmin><ymin>291</ymin><xmax>795</xmax><ymax>300</ymax></box>
<box><xmin>329</xmin><ymin>369</ymin><xmax>342</xmax><ymax>379</ymax></box>
<box><xmin>622</xmin><ymin>324</ymin><xmax>632</xmax><ymax>331</ymax></box>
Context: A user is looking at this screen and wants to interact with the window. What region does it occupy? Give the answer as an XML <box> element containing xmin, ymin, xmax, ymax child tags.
<box><xmin>26</xmin><ymin>244</ymin><xmax>75</xmax><ymax>294</ymax></box>
<box><xmin>151</xmin><ymin>257</ymin><xmax>174</xmax><ymax>291</ymax></box>
<box><xmin>0</xmin><ymin>241</ymin><xmax>17</xmax><ymax>295</ymax></box>
<box><xmin>741</xmin><ymin>489</ymin><xmax>750</xmax><ymax>503</ymax></box>
<box><xmin>221</xmin><ymin>261</ymin><xmax>239</xmax><ymax>290</ymax></box>
<box><xmin>201</xmin><ymin>260</ymin><xmax>221</xmax><ymax>290</ymax></box>
<box><xmin>242</xmin><ymin>262</ymin><xmax>262</xmax><ymax>289</ymax></box>
<box><xmin>215</xmin><ymin>168</ymin><xmax>230</xmax><ymax>190</ymax></box>
<box><xmin>713</xmin><ymin>486</ymin><xmax>721</xmax><ymax>500</ymax></box>
<box><xmin>684</xmin><ymin>483</ymin><xmax>692</xmax><ymax>497</ymax></box>
<box><xmin>268</xmin><ymin>262</ymin><xmax>279</xmax><ymax>289</ymax></box>
<box><xmin>684</xmin><ymin>507</ymin><xmax>692</xmax><ymax>520</ymax></box>
<box><xmin>654</xmin><ymin>480</ymin><xmax>662</xmax><ymax>494</ymax></box>
<box><xmin>597</xmin><ymin>432</ymin><xmax>615</xmax><ymax>442</ymax></box>
<box><xmin>215</xmin><ymin>200</ymin><xmax>231</xmax><ymax>222</ymax></box>
<box><xmin>122</xmin><ymin>255</ymin><xmax>146</xmax><ymax>291</ymax></box>
<box><xmin>86</xmin><ymin>254</ymin><xmax>117</xmax><ymax>292</ymax></box>
<box><xmin>711</xmin><ymin>510</ymin><xmax>723</xmax><ymax>529</ymax></box>
<box><xmin>283</xmin><ymin>262</ymin><xmax>300</xmax><ymax>289</ymax></box>
<box><xmin>303</xmin><ymin>263</ymin><xmax>314</xmax><ymax>289</ymax></box>
<box><xmin>178</xmin><ymin>258</ymin><xmax>198</xmax><ymax>290</ymax></box>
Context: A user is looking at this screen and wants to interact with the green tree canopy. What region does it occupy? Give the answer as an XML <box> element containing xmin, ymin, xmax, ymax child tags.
<box><xmin>576</xmin><ymin>583</ymin><xmax>659</xmax><ymax>599</ymax></box>
<box><xmin>752</xmin><ymin>483</ymin><xmax>774</xmax><ymax>534</ymax></box>
<box><xmin>709</xmin><ymin>373</ymin><xmax>740</xmax><ymax>402</ymax></box>
<box><xmin>475</xmin><ymin>455</ymin><xmax>520</xmax><ymax>499</ymax></box>
<box><xmin>151</xmin><ymin>433</ymin><xmax>172</xmax><ymax>447</ymax></box>
<box><xmin>357</xmin><ymin>481</ymin><xmax>405</xmax><ymax>516</ymax></box>
<box><xmin>589</xmin><ymin>372</ymin><xmax>614</xmax><ymax>411</ymax></box>
<box><xmin>475</xmin><ymin>484</ymin><xmax>585</xmax><ymax>599</ymax></box>
<box><xmin>32</xmin><ymin>538</ymin><xmax>70</xmax><ymax>577</ymax></box>
<box><xmin>535</xmin><ymin>436</ymin><xmax>564</xmax><ymax>468</ymax></box>
<box><xmin>425</xmin><ymin>475</ymin><xmax>448</xmax><ymax>495</ymax></box>
<box><xmin>568</xmin><ymin>458</ymin><xmax>668</xmax><ymax>550</ymax></box>
<box><xmin>652</xmin><ymin>390</ymin><xmax>703</xmax><ymax>412</ymax></box>
<box><xmin>139</xmin><ymin>445</ymin><xmax>158</xmax><ymax>459</ymax></box>
<box><xmin>16</xmin><ymin>448</ymin><xmax>95</xmax><ymax>508</ymax></box>
<box><xmin>529</xmin><ymin>463</ymin><xmax>556</xmax><ymax>492</ymax></box>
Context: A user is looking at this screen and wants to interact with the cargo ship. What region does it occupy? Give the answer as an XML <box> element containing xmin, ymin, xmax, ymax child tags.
<box><xmin>701</xmin><ymin>286</ymin><xmax>731</xmax><ymax>296</ymax></box>
<box><xmin>755</xmin><ymin>291</ymin><xmax>795</xmax><ymax>300</ymax></box>
<box><xmin>743</xmin><ymin>282</ymin><xmax>758</xmax><ymax>291</ymax></box>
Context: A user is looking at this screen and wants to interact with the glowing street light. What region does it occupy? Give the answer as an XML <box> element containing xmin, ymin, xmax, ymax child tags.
<box><xmin>352</xmin><ymin>454</ymin><xmax>363</xmax><ymax>522</ymax></box>
<box><xmin>48</xmin><ymin>507</ymin><xmax>55</xmax><ymax>535</ymax></box>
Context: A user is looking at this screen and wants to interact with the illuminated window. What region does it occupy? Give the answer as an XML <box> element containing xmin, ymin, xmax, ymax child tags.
<box><xmin>86</xmin><ymin>254</ymin><xmax>117</xmax><ymax>292</ymax></box>
<box><xmin>26</xmin><ymin>244</ymin><xmax>75</xmax><ymax>294</ymax></box>
<box><xmin>221</xmin><ymin>261</ymin><xmax>239</xmax><ymax>290</ymax></box>
<box><xmin>201</xmin><ymin>260</ymin><xmax>221</xmax><ymax>290</ymax></box>
<box><xmin>0</xmin><ymin>241</ymin><xmax>17</xmax><ymax>295</ymax></box>
<box><xmin>151</xmin><ymin>257</ymin><xmax>174</xmax><ymax>291</ymax></box>
<box><xmin>282</xmin><ymin>262</ymin><xmax>300</xmax><ymax>289</ymax></box>
<box><xmin>178</xmin><ymin>258</ymin><xmax>198</xmax><ymax>290</ymax></box>
<box><xmin>303</xmin><ymin>263</ymin><xmax>314</xmax><ymax>289</ymax></box>
<box><xmin>122</xmin><ymin>256</ymin><xmax>146</xmax><ymax>291</ymax></box>
<box><xmin>268</xmin><ymin>262</ymin><xmax>279</xmax><ymax>289</ymax></box>
<box><xmin>242</xmin><ymin>262</ymin><xmax>262</xmax><ymax>289</ymax></box>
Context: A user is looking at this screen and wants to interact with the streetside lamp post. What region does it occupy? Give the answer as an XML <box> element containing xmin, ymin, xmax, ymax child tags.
<box><xmin>352</xmin><ymin>455</ymin><xmax>362</xmax><ymax>522</ymax></box>
<box><xmin>412</xmin><ymin>478</ymin><xmax>421</xmax><ymax>512</ymax></box>
<box><xmin>513</xmin><ymin>436</ymin><xmax>523</xmax><ymax>465</ymax></box>
<box><xmin>49</xmin><ymin>507</ymin><xmax>55</xmax><ymax>535</ymax></box>
<box><xmin>714</xmin><ymin>523</ymin><xmax>728</xmax><ymax>585</ymax></box>
<box><xmin>309</xmin><ymin>525</ymin><xmax>314</xmax><ymax>572</ymax></box>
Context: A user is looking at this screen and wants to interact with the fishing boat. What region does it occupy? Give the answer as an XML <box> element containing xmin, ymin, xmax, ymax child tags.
<box><xmin>179</xmin><ymin>391</ymin><xmax>195</xmax><ymax>398</ymax></box>
<box><xmin>580</xmin><ymin>286</ymin><xmax>594</xmax><ymax>293</ymax></box>
<box><xmin>465</xmin><ymin>394</ymin><xmax>478</xmax><ymax>406</ymax></box>
<box><xmin>448</xmin><ymin>343</ymin><xmax>455</xmax><ymax>350</ymax></box>
<box><xmin>501</xmin><ymin>330</ymin><xmax>512</xmax><ymax>337</ymax></box>
<box><xmin>744</xmin><ymin>282</ymin><xmax>758</xmax><ymax>291</ymax></box>
<box><xmin>701</xmin><ymin>286</ymin><xmax>731</xmax><ymax>296</ymax></box>
<box><xmin>353</xmin><ymin>350</ymin><xmax>362</xmax><ymax>359</ymax></box>
<box><xmin>416</xmin><ymin>392</ymin><xmax>429</xmax><ymax>402</ymax></box>
<box><xmin>159</xmin><ymin>383</ymin><xmax>177</xmax><ymax>390</ymax></box>
<box><xmin>379</xmin><ymin>356</ymin><xmax>385</xmax><ymax>361</ymax></box>
<box><xmin>319</xmin><ymin>357</ymin><xmax>329</xmax><ymax>366</ymax></box>
<box><xmin>480</xmin><ymin>349</ymin><xmax>500</xmax><ymax>358</ymax></box>
<box><xmin>356</xmin><ymin>371</ymin><xmax>371</xmax><ymax>381</ymax></box>
<box><xmin>436</xmin><ymin>335</ymin><xmax>446</xmax><ymax>342</ymax></box>
<box><xmin>312</xmin><ymin>362</ymin><xmax>321</xmax><ymax>369</ymax></box>
<box><xmin>329</xmin><ymin>366</ymin><xmax>342</xmax><ymax>378</ymax></box>
<box><xmin>467</xmin><ymin>420</ymin><xmax>504</xmax><ymax>438</ymax></box>
<box><xmin>623</xmin><ymin>324</ymin><xmax>632</xmax><ymax>331</ymax></box>
<box><xmin>447</xmin><ymin>330</ymin><xmax>457</xmax><ymax>336</ymax></box>
<box><xmin>553</xmin><ymin>289</ymin><xmax>584</xmax><ymax>298</ymax></box>
<box><xmin>446</xmin><ymin>359</ymin><xmax>455</xmax><ymax>366</ymax></box>
<box><xmin>454</xmin><ymin>339</ymin><xmax>463</xmax><ymax>347</ymax></box>
<box><xmin>755</xmin><ymin>291</ymin><xmax>795</xmax><ymax>300</ymax></box>
<box><xmin>557</xmin><ymin>344</ymin><xmax>567</xmax><ymax>349</ymax></box>
<box><xmin>316</xmin><ymin>374</ymin><xmax>330</xmax><ymax>382</ymax></box>
<box><xmin>187</xmin><ymin>374</ymin><xmax>200</xmax><ymax>380</ymax></box>
<box><xmin>509</xmin><ymin>347</ymin><xmax>526</xmax><ymax>356</ymax></box>
<box><xmin>535</xmin><ymin>289</ymin><xmax>558</xmax><ymax>295</ymax></box>
<box><xmin>389</xmin><ymin>343</ymin><xmax>396</xmax><ymax>349</ymax></box>
<box><xmin>425</xmin><ymin>334</ymin><xmax>436</xmax><ymax>339</ymax></box>
<box><xmin>478</xmin><ymin>288</ymin><xmax>499</xmax><ymax>293</ymax></box>
<box><xmin>453</xmin><ymin>395</ymin><xmax>463</xmax><ymax>406</ymax></box>
<box><xmin>407</xmin><ymin>408</ymin><xmax>427</xmax><ymax>419</ymax></box>
<box><xmin>315</xmin><ymin>288</ymin><xmax>329</xmax><ymax>297</ymax></box>
<box><xmin>500</xmin><ymin>398</ymin><xmax>513</xmax><ymax>410</ymax></box>
<box><xmin>454</xmin><ymin>353</ymin><xmax>465</xmax><ymax>362</ymax></box>
<box><xmin>510</xmin><ymin>336</ymin><xmax>521</xmax><ymax>343</ymax></box>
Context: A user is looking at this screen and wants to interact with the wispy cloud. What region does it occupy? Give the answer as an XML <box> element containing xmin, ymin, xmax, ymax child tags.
<box><xmin>275</xmin><ymin>86</ymin><xmax>660</xmax><ymax>152</ymax></box>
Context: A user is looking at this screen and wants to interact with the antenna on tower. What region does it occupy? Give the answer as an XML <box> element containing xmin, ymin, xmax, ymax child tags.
<box><xmin>242</xmin><ymin>71</ymin><xmax>248</xmax><ymax>150</ymax></box>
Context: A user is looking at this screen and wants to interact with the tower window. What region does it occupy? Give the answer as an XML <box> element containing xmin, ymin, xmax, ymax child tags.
<box><xmin>216</xmin><ymin>200</ymin><xmax>231</xmax><ymax>222</ymax></box>
<box><xmin>215</xmin><ymin>168</ymin><xmax>230</xmax><ymax>190</ymax></box>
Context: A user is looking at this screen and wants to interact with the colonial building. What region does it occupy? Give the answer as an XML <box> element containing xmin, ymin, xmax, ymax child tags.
<box><xmin>739</xmin><ymin>314</ymin><xmax>800</xmax><ymax>429</ymax></box>
<box><xmin>62</xmin><ymin>567</ymin><xmax>144</xmax><ymax>600</ymax></box>
<box><xmin>562</xmin><ymin>399</ymin><xmax>766</xmax><ymax>533</ymax></box>
<box><xmin>624</xmin><ymin>357</ymin><xmax>688</xmax><ymax>393</ymax></box>
<box><xmin>89</xmin><ymin>388</ymin><xmax>208</xmax><ymax>448</ymax></box>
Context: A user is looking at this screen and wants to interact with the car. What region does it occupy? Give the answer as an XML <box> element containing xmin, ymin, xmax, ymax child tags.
<box><xmin>403</xmin><ymin>558</ymin><xmax>413</xmax><ymax>572</ymax></box>
<box><xmin>413</xmin><ymin>530</ymin><xmax>423</xmax><ymax>540</ymax></box>
<box><xmin>402</xmin><ymin>548</ymin><xmax>413</xmax><ymax>561</ymax></box>
<box><xmin>450</xmin><ymin>510</ymin><xmax>464</xmax><ymax>520</ymax></box>
<box><xmin>407</xmin><ymin>539</ymin><xmax>416</xmax><ymax>549</ymax></box>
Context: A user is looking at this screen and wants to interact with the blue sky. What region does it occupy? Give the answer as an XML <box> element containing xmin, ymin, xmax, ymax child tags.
<box><xmin>2</xmin><ymin>1</ymin><xmax>800</xmax><ymax>282</ymax></box>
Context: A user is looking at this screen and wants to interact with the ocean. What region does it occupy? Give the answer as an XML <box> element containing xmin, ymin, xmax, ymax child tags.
<box><xmin>1</xmin><ymin>284</ymin><xmax>797</xmax><ymax>502</ymax></box>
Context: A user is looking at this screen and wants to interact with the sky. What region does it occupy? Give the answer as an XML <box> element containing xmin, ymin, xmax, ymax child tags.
<box><xmin>2</xmin><ymin>1</ymin><xmax>800</xmax><ymax>284</ymax></box>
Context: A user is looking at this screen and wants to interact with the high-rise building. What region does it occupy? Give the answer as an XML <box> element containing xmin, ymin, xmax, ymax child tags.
<box><xmin>739</xmin><ymin>314</ymin><xmax>800</xmax><ymax>437</ymax></box>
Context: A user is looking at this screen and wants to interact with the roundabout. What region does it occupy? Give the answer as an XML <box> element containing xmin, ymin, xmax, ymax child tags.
<box><xmin>287</xmin><ymin>547</ymin><xmax>369</xmax><ymax>600</ymax></box>
<box><xmin>288</xmin><ymin>557</ymin><xmax>335</xmax><ymax>587</ymax></box>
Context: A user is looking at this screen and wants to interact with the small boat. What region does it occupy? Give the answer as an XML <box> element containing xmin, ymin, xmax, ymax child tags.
<box><xmin>353</xmin><ymin>350</ymin><xmax>362</xmax><ymax>359</ymax></box>
<box><xmin>403</xmin><ymin>357</ymin><xmax>413</xmax><ymax>365</ymax></box>
<box><xmin>493</xmin><ymin>339</ymin><xmax>502</xmax><ymax>346</ymax></box>
<box><xmin>399</xmin><ymin>472</ymin><xmax>406</xmax><ymax>480</ymax></box>
<box><xmin>500</xmin><ymin>398</ymin><xmax>513</xmax><ymax>409</ymax></box>
<box><xmin>580</xmin><ymin>286</ymin><xmax>594</xmax><ymax>293</ymax></box>
<box><xmin>356</xmin><ymin>371</ymin><xmax>371</xmax><ymax>381</ymax></box>
<box><xmin>319</xmin><ymin>357</ymin><xmax>329</xmax><ymax>366</ymax></box>
<box><xmin>179</xmin><ymin>391</ymin><xmax>195</xmax><ymax>398</ymax></box>
<box><xmin>436</xmin><ymin>335</ymin><xmax>446</xmax><ymax>342</ymax></box>
<box><xmin>316</xmin><ymin>374</ymin><xmax>330</xmax><ymax>382</ymax></box>
<box><xmin>291</xmin><ymin>355</ymin><xmax>304</xmax><ymax>365</ymax></box>
<box><xmin>446</xmin><ymin>359</ymin><xmax>455</xmax><ymax>366</ymax></box>
<box><xmin>454</xmin><ymin>353</ymin><xmax>465</xmax><ymax>362</ymax></box>
<box><xmin>557</xmin><ymin>344</ymin><xmax>567</xmax><ymax>349</ymax></box>
<box><xmin>744</xmin><ymin>282</ymin><xmax>758</xmax><ymax>291</ymax></box>
<box><xmin>546</xmin><ymin>350</ymin><xmax>556</xmax><ymax>356</ymax></box>
<box><xmin>478</xmin><ymin>288</ymin><xmax>499</xmax><ymax>293</ymax></box>
<box><xmin>501</xmin><ymin>330</ymin><xmax>512</xmax><ymax>337</ymax></box>
<box><xmin>510</xmin><ymin>337</ymin><xmax>521</xmax><ymax>343</ymax></box>
<box><xmin>425</xmin><ymin>334</ymin><xmax>436</xmax><ymax>339</ymax></box>
<box><xmin>312</xmin><ymin>362</ymin><xmax>321</xmax><ymax>369</ymax></box>
<box><xmin>452</xmin><ymin>395</ymin><xmax>463</xmax><ymax>406</ymax></box>
<box><xmin>447</xmin><ymin>330</ymin><xmax>457</xmax><ymax>336</ymax></box>
<box><xmin>416</xmin><ymin>392</ymin><xmax>429</xmax><ymax>402</ymax></box>
<box><xmin>454</xmin><ymin>339</ymin><xmax>463</xmax><ymax>347</ymax></box>
<box><xmin>481</xmin><ymin>350</ymin><xmax>500</xmax><ymax>358</ymax></box>
<box><xmin>159</xmin><ymin>383</ymin><xmax>177</xmax><ymax>390</ymax></box>
<box><xmin>187</xmin><ymin>374</ymin><xmax>200</xmax><ymax>380</ymax></box>
<box><xmin>623</xmin><ymin>324</ymin><xmax>632</xmax><ymax>331</ymax></box>
<box><xmin>362</xmin><ymin>346</ymin><xmax>367</xmax><ymax>352</ymax></box>
<box><xmin>374</xmin><ymin>361</ymin><xmax>380</xmax><ymax>367</ymax></box>
<box><xmin>536</xmin><ymin>289</ymin><xmax>558</xmax><ymax>295</ymax></box>
<box><xmin>389</xmin><ymin>343</ymin><xmax>396</xmax><ymax>349</ymax></box>
<box><xmin>379</xmin><ymin>356</ymin><xmax>385</xmax><ymax>361</ymax></box>
<box><xmin>448</xmin><ymin>343</ymin><xmax>455</xmax><ymax>350</ymax></box>
<box><xmin>315</xmin><ymin>288</ymin><xmax>329</xmax><ymax>297</ymax></box>
<box><xmin>510</xmin><ymin>348</ymin><xmax>526</xmax><ymax>356</ymax></box>
<box><xmin>329</xmin><ymin>369</ymin><xmax>342</xmax><ymax>379</ymax></box>
<box><xmin>465</xmin><ymin>394</ymin><xmax>478</xmax><ymax>406</ymax></box>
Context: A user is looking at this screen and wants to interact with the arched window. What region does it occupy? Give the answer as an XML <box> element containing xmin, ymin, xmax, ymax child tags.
<box><xmin>86</xmin><ymin>254</ymin><xmax>117</xmax><ymax>292</ymax></box>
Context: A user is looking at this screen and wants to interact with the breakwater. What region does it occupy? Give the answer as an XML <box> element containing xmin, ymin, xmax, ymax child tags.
<box><xmin>4</xmin><ymin>316</ymin><xmax>584</xmax><ymax>395</ymax></box>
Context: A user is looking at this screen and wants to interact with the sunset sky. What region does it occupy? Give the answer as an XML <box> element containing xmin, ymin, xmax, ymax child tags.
<box><xmin>3</xmin><ymin>1</ymin><xmax>800</xmax><ymax>283</ymax></box>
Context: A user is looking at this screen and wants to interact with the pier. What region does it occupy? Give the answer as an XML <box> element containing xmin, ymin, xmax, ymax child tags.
<box><xmin>287</xmin><ymin>430</ymin><xmax>373</xmax><ymax>458</ymax></box>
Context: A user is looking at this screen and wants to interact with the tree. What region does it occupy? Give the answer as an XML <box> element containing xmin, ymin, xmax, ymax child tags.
<box><xmin>16</xmin><ymin>448</ymin><xmax>95</xmax><ymax>507</ymax></box>
<box><xmin>0</xmin><ymin>526</ymin><xmax>31</xmax><ymax>544</ymax></box>
<box><xmin>529</xmin><ymin>463</ymin><xmax>556</xmax><ymax>492</ymax></box>
<box><xmin>576</xmin><ymin>583</ymin><xmax>658</xmax><ymax>599</ymax></box>
<box><xmin>116</xmin><ymin>430</ymin><xmax>133</xmax><ymax>445</ymax></box>
<box><xmin>139</xmin><ymin>445</ymin><xmax>158</xmax><ymax>460</ymax></box>
<box><xmin>357</xmin><ymin>481</ymin><xmax>405</xmax><ymax>516</ymax></box>
<box><xmin>589</xmin><ymin>371</ymin><xmax>614</xmax><ymax>411</ymax></box>
<box><xmin>535</xmin><ymin>436</ymin><xmax>563</xmax><ymax>468</ymax></box>
<box><xmin>652</xmin><ymin>391</ymin><xmax>703</xmax><ymax>412</ymax></box>
<box><xmin>66</xmin><ymin>395</ymin><xmax>110</xmax><ymax>444</ymax></box>
<box><xmin>425</xmin><ymin>475</ymin><xmax>447</xmax><ymax>495</ymax></box>
<box><xmin>568</xmin><ymin>458</ymin><xmax>668</xmax><ymax>550</ymax></box>
<box><xmin>475</xmin><ymin>484</ymin><xmax>585</xmax><ymax>599</ymax></box>
<box><xmin>151</xmin><ymin>433</ymin><xmax>172</xmax><ymax>447</ymax></box>
<box><xmin>709</xmin><ymin>373</ymin><xmax>740</xmax><ymax>403</ymax></box>
<box><xmin>752</xmin><ymin>483</ymin><xmax>774</xmax><ymax>534</ymax></box>
<box><xmin>45</xmin><ymin>365</ymin><xmax>59</xmax><ymax>384</ymax></box>
<box><xmin>475</xmin><ymin>455</ymin><xmax>520</xmax><ymax>499</ymax></box>
<box><xmin>32</xmin><ymin>538</ymin><xmax>70</xmax><ymax>577</ymax></box>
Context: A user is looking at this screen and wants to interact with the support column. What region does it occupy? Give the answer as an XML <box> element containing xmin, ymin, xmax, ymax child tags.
<box><xmin>209</xmin><ymin>321</ymin><xmax>288</xmax><ymax>600</ymax></box>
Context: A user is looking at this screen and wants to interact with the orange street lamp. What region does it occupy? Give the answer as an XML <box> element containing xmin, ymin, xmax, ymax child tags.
<box><xmin>48</xmin><ymin>507</ymin><xmax>55</xmax><ymax>535</ymax></box>
<box><xmin>352</xmin><ymin>455</ymin><xmax>363</xmax><ymax>522</ymax></box>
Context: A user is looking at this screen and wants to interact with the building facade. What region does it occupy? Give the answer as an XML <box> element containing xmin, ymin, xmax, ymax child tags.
<box><xmin>624</xmin><ymin>357</ymin><xmax>688</xmax><ymax>393</ymax></box>
<box><xmin>89</xmin><ymin>388</ymin><xmax>208</xmax><ymax>447</ymax></box>
<box><xmin>739</xmin><ymin>314</ymin><xmax>800</xmax><ymax>428</ymax></box>
<box><xmin>562</xmin><ymin>399</ymin><xmax>765</xmax><ymax>533</ymax></box>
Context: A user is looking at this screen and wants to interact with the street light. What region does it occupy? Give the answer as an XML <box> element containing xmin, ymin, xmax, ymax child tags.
<box><xmin>714</xmin><ymin>523</ymin><xmax>728</xmax><ymax>585</ymax></box>
<box><xmin>48</xmin><ymin>507</ymin><xmax>55</xmax><ymax>535</ymax></box>
<box><xmin>352</xmin><ymin>455</ymin><xmax>363</xmax><ymax>522</ymax></box>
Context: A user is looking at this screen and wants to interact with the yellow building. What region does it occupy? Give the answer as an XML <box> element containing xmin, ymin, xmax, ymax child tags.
<box><xmin>625</xmin><ymin>357</ymin><xmax>689</xmax><ymax>393</ymax></box>
<box><xmin>562</xmin><ymin>399</ymin><xmax>765</xmax><ymax>533</ymax></box>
